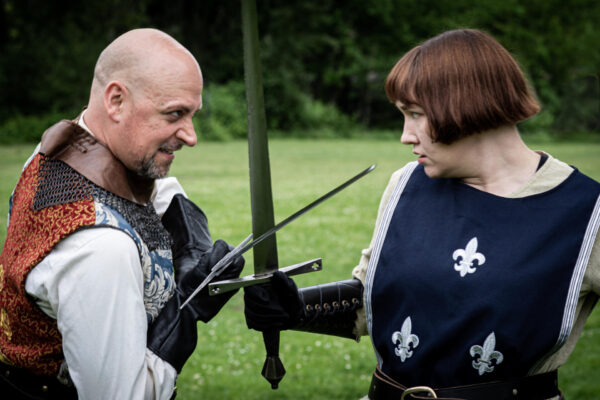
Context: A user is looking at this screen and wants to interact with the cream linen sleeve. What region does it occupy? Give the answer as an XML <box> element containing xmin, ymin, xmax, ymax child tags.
<box><xmin>351</xmin><ymin>167</ymin><xmax>407</xmax><ymax>336</ymax></box>
<box><xmin>511</xmin><ymin>154</ymin><xmax>600</xmax><ymax>372</ymax></box>
<box><xmin>25</xmin><ymin>228</ymin><xmax>177</xmax><ymax>400</ymax></box>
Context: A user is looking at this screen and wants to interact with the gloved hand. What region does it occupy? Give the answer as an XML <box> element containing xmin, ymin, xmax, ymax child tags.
<box><xmin>244</xmin><ymin>271</ymin><xmax>302</xmax><ymax>331</ymax></box>
<box><xmin>161</xmin><ymin>194</ymin><xmax>245</xmax><ymax>322</ymax></box>
<box><xmin>179</xmin><ymin>239</ymin><xmax>245</xmax><ymax>322</ymax></box>
<box><xmin>245</xmin><ymin>273</ymin><xmax>364</xmax><ymax>340</ymax></box>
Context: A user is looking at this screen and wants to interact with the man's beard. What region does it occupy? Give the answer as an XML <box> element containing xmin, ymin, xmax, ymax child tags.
<box><xmin>137</xmin><ymin>157</ymin><xmax>170</xmax><ymax>179</ymax></box>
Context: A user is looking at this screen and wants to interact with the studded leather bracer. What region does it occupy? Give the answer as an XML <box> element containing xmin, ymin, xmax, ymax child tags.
<box><xmin>293</xmin><ymin>279</ymin><xmax>363</xmax><ymax>340</ymax></box>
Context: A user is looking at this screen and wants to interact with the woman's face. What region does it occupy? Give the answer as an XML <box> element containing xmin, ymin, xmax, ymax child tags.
<box><xmin>397</xmin><ymin>101</ymin><xmax>471</xmax><ymax>179</ymax></box>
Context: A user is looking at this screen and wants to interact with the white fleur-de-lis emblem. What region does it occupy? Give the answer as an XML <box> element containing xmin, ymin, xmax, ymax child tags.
<box><xmin>391</xmin><ymin>317</ymin><xmax>419</xmax><ymax>362</ymax></box>
<box><xmin>470</xmin><ymin>332</ymin><xmax>504</xmax><ymax>375</ymax></box>
<box><xmin>452</xmin><ymin>237</ymin><xmax>486</xmax><ymax>277</ymax></box>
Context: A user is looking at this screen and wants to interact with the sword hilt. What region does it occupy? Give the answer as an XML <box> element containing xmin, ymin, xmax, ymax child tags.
<box><xmin>261</xmin><ymin>330</ymin><xmax>285</xmax><ymax>389</ymax></box>
<box><xmin>211</xmin><ymin>258</ymin><xmax>321</xmax><ymax>389</ymax></box>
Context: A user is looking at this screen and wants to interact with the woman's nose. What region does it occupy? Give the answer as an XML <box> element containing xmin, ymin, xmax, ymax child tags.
<box><xmin>400</xmin><ymin>121</ymin><xmax>418</xmax><ymax>145</ymax></box>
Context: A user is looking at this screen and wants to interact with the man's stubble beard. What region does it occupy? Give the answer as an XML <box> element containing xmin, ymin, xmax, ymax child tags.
<box><xmin>137</xmin><ymin>156</ymin><xmax>170</xmax><ymax>180</ymax></box>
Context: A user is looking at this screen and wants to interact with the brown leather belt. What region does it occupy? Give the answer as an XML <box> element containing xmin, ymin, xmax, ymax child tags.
<box><xmin>0</xmin><ymin>362</ymin><xmax>77</xmax><ymax>400</ymax></box>
<box><xmin>369</xmin><ymin>366</ymin><xmax>560</xmax><ymax>400</ymax></box>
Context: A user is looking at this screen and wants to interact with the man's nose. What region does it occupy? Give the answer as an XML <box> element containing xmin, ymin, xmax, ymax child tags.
<box><xmin>177</xmin><ymin>118</ymin><xmax>198</xmax><ymax>147</ymax></box>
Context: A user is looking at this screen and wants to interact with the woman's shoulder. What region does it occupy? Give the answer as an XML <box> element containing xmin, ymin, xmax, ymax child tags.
<box><xmin>541</xmin><ymin>153</ymin><xmax>599</xmax><ymax>190</ymax></box>
<box><xmin>510</xmin><ymin>153</ymin><xmax>574</xmax><ymax>197</ymax></box>
<box><xmin>388</xmin><ymin>161</ymin><xmax>419</xmax><ymax>186</ymax></box>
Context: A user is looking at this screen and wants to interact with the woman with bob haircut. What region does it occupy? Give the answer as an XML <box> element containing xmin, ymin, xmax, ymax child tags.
<box><xmin>243</xmin><ymin>29</ymin><xmax>600</xmax><ymax>400</ymax></box>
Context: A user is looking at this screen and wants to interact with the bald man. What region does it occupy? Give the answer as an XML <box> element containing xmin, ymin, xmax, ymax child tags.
<box><xmin>0</xmin><ymin>28</ymin><xmax>244</xmax><ymax>399</ymax></box>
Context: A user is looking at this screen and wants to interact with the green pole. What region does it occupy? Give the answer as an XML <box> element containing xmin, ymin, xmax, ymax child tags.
<box><xmin>241</xmin><ymin>0</ymin><xmax>285</xmax><ymax>389</ymax></box>
<box><xmin>242</xmin><ymin>0</ymin><xmax>278</xmax><ymax>273</ymax></box>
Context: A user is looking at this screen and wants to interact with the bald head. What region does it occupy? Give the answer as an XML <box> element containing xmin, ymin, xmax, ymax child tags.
<box><xmin>84</xmin><ymin>28</ymin><xmax>203</xmax><ymax>179</ymax></box>
<box><xmin>90</xmin><ymin>28</ymin><xmax>202</xmax><ymax>101</ymax></box>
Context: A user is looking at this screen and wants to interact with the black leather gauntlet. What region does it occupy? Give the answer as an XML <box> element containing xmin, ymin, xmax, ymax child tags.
<box><xmin>244</xmin><ymin>271</ymin><xmax>364</xmax><ymax>340</ymax></box>
<box><xmin>147</xmin><ymin>195</ymin><xmax>244</xmax><ymax>372</ymax></box>
<box><xmin>295</xmin><ymin>279</ymin><xmax>363</xmax><ymax>340</ymax></box>
<box><xmin>147</xmin><ymin>293</ymin><xmax>198</xmax><ymax>373</ymax></box>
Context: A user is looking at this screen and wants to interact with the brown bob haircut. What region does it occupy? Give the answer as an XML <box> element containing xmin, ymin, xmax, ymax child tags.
<box><xmin>385</xmin><ymin>29</ymin><xmax>540</xmax><ymax>144</ymax></box>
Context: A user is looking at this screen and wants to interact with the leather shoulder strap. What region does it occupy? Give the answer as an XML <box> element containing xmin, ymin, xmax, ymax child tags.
<box><xmin>40</xmin><ymin>120</ymin><xmax>154</xmax><ymax>205</ymax></box>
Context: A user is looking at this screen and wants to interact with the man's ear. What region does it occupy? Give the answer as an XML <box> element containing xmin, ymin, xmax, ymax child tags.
<box><xmin>104</xmin><ymin>81</ymin><xmax>127</xmax><ymax>122</ymax></box>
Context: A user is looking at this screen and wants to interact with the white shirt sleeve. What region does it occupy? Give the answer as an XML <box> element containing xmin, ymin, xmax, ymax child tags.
<box><xmin>151</xmin><ymin>177</ymin><xmax>187</xmax><ymax>217</ymax></box>
<box><xmin>25</xmin><ymin>228</ymin><xmax>177</xmax><ymax>400</ymax></box>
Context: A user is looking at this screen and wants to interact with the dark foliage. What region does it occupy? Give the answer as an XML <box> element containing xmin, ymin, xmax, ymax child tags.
<box><xmin>0</xmin><ymin>0</ymin><xmax>598</xmax><ymax>141</ymax></box>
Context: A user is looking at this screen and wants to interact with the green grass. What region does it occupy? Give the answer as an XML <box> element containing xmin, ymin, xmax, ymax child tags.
<box><xmin>0</xmin><ymin>138</ymin><xmax>599</xmax><ymax>399</ymax></box>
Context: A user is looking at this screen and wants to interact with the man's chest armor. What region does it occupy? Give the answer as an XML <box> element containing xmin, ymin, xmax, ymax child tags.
<box><xmin>0</xmin><ymin>155</ymin><xmax>174</xmax><ymax>375</ymax></box>
<box><xmin>34</xmin><ymin>156</ymin><xmax>176</xmax><ymax>323</ymax></box>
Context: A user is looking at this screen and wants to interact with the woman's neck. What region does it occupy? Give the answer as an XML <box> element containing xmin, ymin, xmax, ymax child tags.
<box><xmin>459</xmin><ymin>126</ymin><xmax>540</xmax><ymax>196</ymax></box>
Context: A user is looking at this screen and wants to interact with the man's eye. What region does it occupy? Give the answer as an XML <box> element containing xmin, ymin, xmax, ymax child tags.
<box><xmin>170</xmin><ymin>110</ymin><xmax>184</xmax><ymax>118</ymax></box>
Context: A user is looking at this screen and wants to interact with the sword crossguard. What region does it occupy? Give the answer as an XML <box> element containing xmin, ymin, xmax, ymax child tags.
<box><xmin>211</xmin><ymin>257</ymin><xmax>321</xmax><ymax>389</ymax></box>
<box><xmin>208</xmin><ymin>258</ymin><xmax>322</xmax><ymax>296</ymax></box>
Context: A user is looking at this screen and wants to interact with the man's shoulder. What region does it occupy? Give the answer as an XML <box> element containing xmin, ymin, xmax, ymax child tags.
<box><xmin>54</xmin><ymin>226</ymin><xmax>139</xmax><ymax>258</ymax></box>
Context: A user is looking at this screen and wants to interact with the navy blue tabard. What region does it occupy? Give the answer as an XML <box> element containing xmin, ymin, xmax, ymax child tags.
<box><xmin>364</xmin><ymin>162</ymin><xmax>600</xmax><ymax>388</ymax></box>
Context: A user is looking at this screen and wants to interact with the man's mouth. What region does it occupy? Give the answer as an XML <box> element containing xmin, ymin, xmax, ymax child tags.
<box><xmin>158</xmin><ymin>145</ymin><xmax>181</xmax><ymax>155</ymax></box>
<box><xmin>156</xmin><ymin>146</ymin><xmax>180</xmax><ymax>163</ymax></box>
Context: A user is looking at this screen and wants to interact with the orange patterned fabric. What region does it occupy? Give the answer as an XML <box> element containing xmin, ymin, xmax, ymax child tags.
<box><xmin>0</xmin><ymin>153</ymin><xmax>95</xmax><ymax>375</ymax></box>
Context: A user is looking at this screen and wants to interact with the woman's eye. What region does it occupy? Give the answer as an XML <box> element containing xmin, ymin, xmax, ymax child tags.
<box><xmin>411</xmin><ymin>112</ymin><xmax>421</xmax><ymax>119</ymax></box>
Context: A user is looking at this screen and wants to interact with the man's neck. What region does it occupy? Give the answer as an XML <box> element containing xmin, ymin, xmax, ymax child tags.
<box><xmin>77</xmin><ymin>109</ymin><xmax>95</xmax><ymax>137</ymax></box>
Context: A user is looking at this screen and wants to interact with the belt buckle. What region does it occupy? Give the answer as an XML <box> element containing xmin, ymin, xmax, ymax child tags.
<box><xmin>401</xmin><ymin>386</ymin><xmax>438</xmax><ymax>399</ymax></box>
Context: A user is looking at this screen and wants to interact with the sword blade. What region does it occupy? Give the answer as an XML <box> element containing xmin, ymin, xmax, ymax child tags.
<box><xmin>179</xmin><ymin>164</ymin><xmax>376</xmax><ymax>310</ymax></box>
<box><xmin>179</xmin><ymin>233</ymin><xmax>252</xmax><ymax>309</ymax></box>
<box><xmin>237</xmin><ymin>163</ymin><xmax>376</xmax><ymax>259</ymax></box>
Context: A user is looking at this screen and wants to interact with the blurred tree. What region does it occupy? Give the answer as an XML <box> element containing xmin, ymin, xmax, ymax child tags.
<box><xmin>0</xmin><ymin>0</ymin><xmax>598</xmax><ymax>138</ymax></box>
<box><xmin>0</xmin><ymin>0</ymin><xmax>153</xmax><ymax>121</ymax></box>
